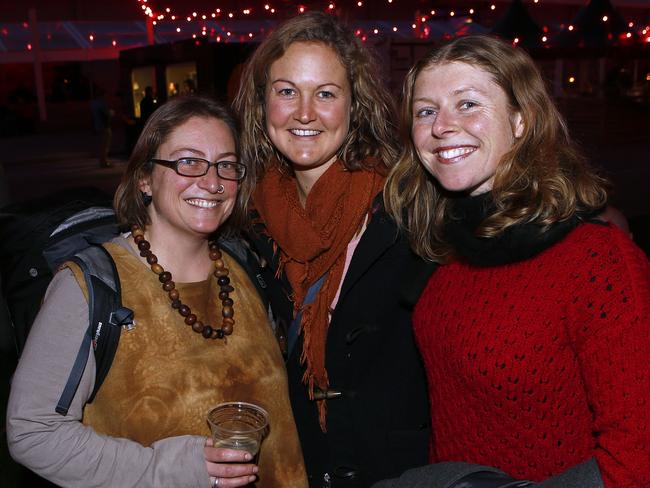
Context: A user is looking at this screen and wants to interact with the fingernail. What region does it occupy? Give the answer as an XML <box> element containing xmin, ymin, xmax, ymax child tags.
<box><xmin>249</xmin><ymin>475</ymin><xmax>257</xmax><ymax>482</ymax></box>
<box><xmin>244</xmin><ymin>453</ymin><xmax>252</xmax><ymax>461</ymax></box>
<box><xmin>253</xmin><ymin>466</ymin><xmax>259</xmax><ymax>473</ymax></box>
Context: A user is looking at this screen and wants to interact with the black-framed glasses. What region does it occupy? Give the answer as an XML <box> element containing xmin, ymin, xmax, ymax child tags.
<box><xmin>151</xmin><ymin>158</ymin><xmax>246</xmax><ymax>181</ymax></box>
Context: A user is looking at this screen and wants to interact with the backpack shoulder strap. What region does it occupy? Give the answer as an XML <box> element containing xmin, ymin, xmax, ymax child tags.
<box><xmin>55</xmin><ymin>245</ymin><xmax>134</xmax><ymax>415</ymax></box>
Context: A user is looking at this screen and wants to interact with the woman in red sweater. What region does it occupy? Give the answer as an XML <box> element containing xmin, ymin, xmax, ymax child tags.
<box><xmin>383</xmin><ymin>35</ymin><xmax>650</xmax><ymax>487</ymax></box>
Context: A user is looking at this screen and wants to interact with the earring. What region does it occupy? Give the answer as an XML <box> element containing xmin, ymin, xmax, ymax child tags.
<box><xmin>216</xmin><ymin>184</ymin><xmax>225</xmax><ymax>194</ymax></box>
<box><xmin>141</xmin><ymin>191</ymin><xmax>152</xmax><ymax>206</ymax></box>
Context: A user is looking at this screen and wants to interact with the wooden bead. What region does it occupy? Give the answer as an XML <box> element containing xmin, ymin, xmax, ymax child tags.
<box><xmin>131</xmin><ymin>226</ymin><xmax>236</xmax><ymax>341</ymax></box>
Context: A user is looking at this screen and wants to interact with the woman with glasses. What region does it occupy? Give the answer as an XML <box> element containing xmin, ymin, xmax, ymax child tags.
<box><xmin>7</xmin><ymin>96</ymin><xmax>307</xmax><ymax>487</ymax></box>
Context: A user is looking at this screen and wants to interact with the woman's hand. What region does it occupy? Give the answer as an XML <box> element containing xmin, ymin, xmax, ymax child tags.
<box><xmin>204</xmin><ymin>439</ymin><xmax>258</xmax><ymax>487</ymax></box>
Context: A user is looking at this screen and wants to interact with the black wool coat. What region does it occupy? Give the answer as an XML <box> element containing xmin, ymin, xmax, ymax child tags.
<box><xmin>249</xmin><ymin>194</ymin><xmax>434</xmax><ymax>488</ymax></box>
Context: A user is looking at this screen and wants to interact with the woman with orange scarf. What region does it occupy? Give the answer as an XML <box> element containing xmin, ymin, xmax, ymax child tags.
<box><xmin>234</xmin><ymin>12</ymin><xmax>430</xmax><ymax>488</ymax></box>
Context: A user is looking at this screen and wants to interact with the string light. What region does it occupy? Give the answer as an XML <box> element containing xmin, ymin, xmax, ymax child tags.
<box><xmin>568</xmin><ymin>76</ymin><xmax>575</xmax><ymax>83</ymax></box>
<box><xmin>126</xmin><ymin>0</ymin><xmax>648</xmax><ymax>49</ymax></box>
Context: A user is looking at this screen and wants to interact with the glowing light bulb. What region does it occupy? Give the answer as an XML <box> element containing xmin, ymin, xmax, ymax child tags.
<box><xmin>450</xmin><ymin>11</ymin><xmax>455</xmax><ymax>16</ymax></box>
<box><xmin>249</xmin><ymin>32</ymin><xmax>253</xmax><ymax>38</ymax></box>
<box><xmin>421</xmin><ymin>16</ymin><xmax>426</xmax><ymax>22</ymax></box>
<box><xmin>171</xmin><ymin>15</ymin><xmax>176</xmax><ymax>20</ymax></box>
<box><xmin>373</xmin><ymin>28</ymin><xmax>379</xmax><ymax>34</ymax></box>
<box><xmin>89</xmin><ymin>34</ymin><xmax>94</xmax><ymax>41</ymax></box>
<box><xmin>602</xmin><ymin>16</ymin><xmax>608</xmax><ymax>22</ymax></box>
<box><xmin>569</xmin><ymin>76</ymin><xmax>575</xmax><ymax>83</ymax></box>
<box><xmin>299</xmin><ymin>6</ymin><xmax>305</xmax><ymax>13</ymax></box>
<box><xmin>430</xmin><ymin>10</ymin><xmax>435</xmax><ymax>15</ymax></box>
<box><xmin>153</xmin><ymin>20</ymin><xmax>157</xmax><ymax>25</ymax></box>
<box><xmin>626</xmin><ymin>32</ymin><xmax>632</xmax><ymax>38</ymax></box>
<box><xmin>176</xmin><ymin>27</ymin><xmax>181</xmax><ymax>32</ymax></box>
<box><xmin>513</xmin><ymin>37</ymin><xmax>519</xmax><ymax>44</ymax></box>
<box><xmin>542</xmin><ymin>36</ymin><xmax>547</xmax><ymax>42</ymax></box>
<box><xmin>392</xmin><ymin>26</ymin><xmax>397</xmax><ymax>32</ymax></box>
<box><xmin>629</xmin><ymin>22</ymin><xmax>634</xmax><ymax>28</ymax></box>
<box><xmin>412</xmin><ymin>23</ymin><xmax>416</xmax><ymax>29</ymax></box>
<box><xmin>491</xmin><ymin>4</ymin><xmax>496</xmax><ymax>10</ymax></box>
<box><xmin>27</xmin><ymin>43</ymin><xmax>32</xmax><ymax>50</ymax></box>
<box><xmin>469</xmin><ymin>9</ymin><xmax>474</xmax><ymax>14</ymax></box>
<box><xmin>357</xmin><ymin>1</ymin><xmax>363</xmax><ymax>6</ymax></box>
<box><xmin>329</xmin><ymin>3</ymin><xmax>334</xmax><ymax>9</ymax></box>
<box><xmin>228</xmin><ymin>12</ymin><xmax>234</xmax><ymax>18</ymax></box>
<box><xmin>568</xmin><ymin>25</ymin><xmax>574</xmax><ymax>31</ymax></box>
<box><xmin>166</xmin><ymin>7</ymin><xmax>170</xmax><ymax>12</ymax></box>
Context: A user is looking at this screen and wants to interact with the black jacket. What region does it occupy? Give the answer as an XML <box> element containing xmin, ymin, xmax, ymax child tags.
<box><xmin>250</xmin><ymin>195</ymin><xmax>434</xmax><ymax>487</ymax></box>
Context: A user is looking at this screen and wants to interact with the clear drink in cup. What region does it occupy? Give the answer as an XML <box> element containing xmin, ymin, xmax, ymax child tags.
<box><xmin>207</xmin><ymin>402</ymin><xmax>269</xmax><ymax>457</ymax></box>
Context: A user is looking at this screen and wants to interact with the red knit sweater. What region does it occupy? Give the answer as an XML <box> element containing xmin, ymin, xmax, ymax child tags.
<box><xmin>414</xmin><ymin>223</ymin><xmax>650</xmax><ymax>486</ymax></box>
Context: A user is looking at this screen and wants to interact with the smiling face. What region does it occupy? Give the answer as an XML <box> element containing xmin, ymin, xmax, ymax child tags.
<box><xmin>265</xmin><ymin>41</ymin><xmax>352</xmax><ymax>182</ymax></box>
<box><xmin>411</xmin><ymin>61</ymin><xmax>524</xmax><ymax>196</ymax></box>
<box><xmin>139</xmin><ymin>116</ymin><xmax>238</xmax><ymax>240</ymax></box>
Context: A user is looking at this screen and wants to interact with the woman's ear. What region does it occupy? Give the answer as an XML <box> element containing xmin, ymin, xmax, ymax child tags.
<box><xmin>139</xmin><ymin>176</ymin><xmax>152</xmax><ymax>196</ymax></box>
<box><xmin>512</xmin><ymin>111</ymin><xmax>524</xmax><ymax>139</ymax></box>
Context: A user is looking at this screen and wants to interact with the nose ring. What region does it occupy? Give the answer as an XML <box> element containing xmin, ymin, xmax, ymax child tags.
<box><xmin>216</xmin><ymin>184</ymin><xmax>225</xmax><ymax>194</ymax></box>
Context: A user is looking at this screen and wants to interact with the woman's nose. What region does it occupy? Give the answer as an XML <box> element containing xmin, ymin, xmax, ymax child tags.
<box><xmin>431</xmin><ymin>109</ymin><xmax>456</xmax><ymax>138</ymax></box>
<box><xmin>197</xmin><ymin>165</ymin><xmax>223</xmax><ymax>193</ymax></box>
<box><xmin>295</xmin><ymin>97</ymin><xmax>316</xmax><ymax>124</ymax></box>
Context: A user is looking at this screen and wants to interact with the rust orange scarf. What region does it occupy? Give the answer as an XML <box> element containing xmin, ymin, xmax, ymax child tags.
<box><xmin>252</xmin><ymin>160</ymin><xmax>385</xmax><ymax>430</ymax></box>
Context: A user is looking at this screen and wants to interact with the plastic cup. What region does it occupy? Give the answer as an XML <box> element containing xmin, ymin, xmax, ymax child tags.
<box><xmin>207</xmin><ymin>402</ymin><xmax>269</xmax><ymax>457</ymax></box>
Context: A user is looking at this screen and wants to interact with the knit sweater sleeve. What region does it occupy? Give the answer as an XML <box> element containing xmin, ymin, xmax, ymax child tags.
<box><xmin>6</xmin><ymin>268</ymin><xmax>210</xmax><ymax>488</ymax></box>
<box><xmin>565</xmin><ymin>224</ymin><xmax>650</xmax><ymax>487</ymax></box>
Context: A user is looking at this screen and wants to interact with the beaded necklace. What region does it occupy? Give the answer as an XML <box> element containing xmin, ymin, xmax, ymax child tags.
<box><xmin>131</xmin><ymin>224</ymin><xmax>234</xmax><ymax>340</ymax></box>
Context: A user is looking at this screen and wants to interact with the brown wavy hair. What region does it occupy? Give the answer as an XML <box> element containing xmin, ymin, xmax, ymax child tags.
<box><xmin>385</xmin><ymin>35</ymin><xmax>608</xmax><ymax>262</ymax></box>
<box><xmin>114</xmin><ymin>95</ymin><xmax>248</xmax><ymax>236</ymax></box>
<box><xmin>232</xmin><ymin>11</ymin><xmax>398</xmax><ymax>176</ymax></box>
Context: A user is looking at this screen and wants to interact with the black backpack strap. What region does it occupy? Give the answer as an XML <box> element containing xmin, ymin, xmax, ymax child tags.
<box><xmin>55</xmin><ymin>245</ymin><xmax>134</xmax><ymax>415</ymax></box>
<box><xmin>218</xmin><ymin>235</ymin><xmax>291</xmax><ymax>356</ymax></box>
